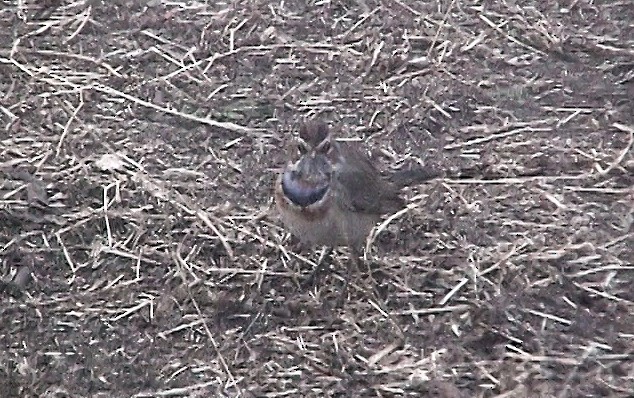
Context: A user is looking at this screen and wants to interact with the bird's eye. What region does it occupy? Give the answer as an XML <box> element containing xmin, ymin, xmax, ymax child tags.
<box><xmin>317</xmin><ymin>139</ymin><xmax>331</xmax><ymax>154</ymax></box>
<box><xmin>297</xmin><ymin>141</ymin><xmax>309</xmax><ymax>155</ymax></box>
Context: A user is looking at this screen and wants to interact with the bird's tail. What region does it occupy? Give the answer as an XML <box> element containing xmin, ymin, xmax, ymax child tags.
<box><xmin>387</xmin><ymin>168</ymin><xmax>444</xmax><ymax>188</ymax></box>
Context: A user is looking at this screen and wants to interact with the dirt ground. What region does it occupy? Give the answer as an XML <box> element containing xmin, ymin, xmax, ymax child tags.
<box><xmin>1</xmin><ymin>1</ymin><xmax>633</xmax><ymax>397</ymax></box>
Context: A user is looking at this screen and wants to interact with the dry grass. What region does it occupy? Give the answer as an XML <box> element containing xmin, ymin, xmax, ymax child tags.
<box><xmin>1</xmin><ymin>1</ymin><xmax>633</xmax><ymax>397</ymax></box>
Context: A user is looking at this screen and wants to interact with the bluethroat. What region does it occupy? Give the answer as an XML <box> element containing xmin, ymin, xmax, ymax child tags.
<box><xmin>275</xmin><ymin>121</ymin><xmax>435</xmax><ymax>254</ymax></box>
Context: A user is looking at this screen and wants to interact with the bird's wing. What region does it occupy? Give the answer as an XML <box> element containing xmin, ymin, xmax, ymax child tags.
<box><xmin>334</xmin><ymin>143</ymin><xmax>404</xmax><ymax>215</ymax></box>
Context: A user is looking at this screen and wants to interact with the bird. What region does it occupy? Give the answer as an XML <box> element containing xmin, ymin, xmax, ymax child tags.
<box><xmin>274</xmin><ymin>121</ymin><xmax>439</xmax><ymax>289</ymax></box>
<box><xmin>275</xmin><ymin>121</ymin><xmax>404</xmax><ymax>249</ymax></box>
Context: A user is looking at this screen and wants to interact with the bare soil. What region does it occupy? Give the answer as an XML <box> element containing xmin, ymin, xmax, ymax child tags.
<box><xmin>1</xmin><ymin>1</ymin><xmax>633</xmax><ymax>397</ymax></box>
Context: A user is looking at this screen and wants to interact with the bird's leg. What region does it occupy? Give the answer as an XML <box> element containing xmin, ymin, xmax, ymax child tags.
<box><xmin>348</xmin><ymin>247</ymin><xmax>391</xmax><ymax>309</ymax></box>
<box><xmin>335</xmin><ymin>247</ymin><xmax>363</xmax><ymax>306</ymax></box>
<box><xmin>302</xmin><ymin>246</ymin><xmax>333</xmax><ymax>288</ymax></box>
<box><xmin>350</xmin><ymin>247</ymin><xmax>364</xmax><ymax>274</ymax></box>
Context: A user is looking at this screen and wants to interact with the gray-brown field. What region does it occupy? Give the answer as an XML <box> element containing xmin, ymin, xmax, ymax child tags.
<box><xmin>1</xmin><ymin>1</ymin><xmax>633</xmax><ymax>397</ymax></box>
